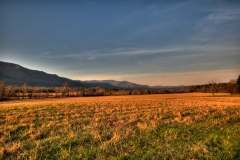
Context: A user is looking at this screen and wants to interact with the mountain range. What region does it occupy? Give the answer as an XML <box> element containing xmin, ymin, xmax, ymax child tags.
<box><xmin>78</xmin><ymin>80</ymin><xmax>150</xmax><ymax>88</ymax></box>
<box><xmin>0</xmin><ymin>61</ymin><xmax>184</xmax><ymax>88</ymax></box>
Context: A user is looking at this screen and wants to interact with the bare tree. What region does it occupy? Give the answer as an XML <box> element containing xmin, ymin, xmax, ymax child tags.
<box><xmin>76</xmin><ymin>87</ymin><xmax>83</xmax><ymax>97</ymax></box>
<box><xmin>55</xmin><ymin>87</ymin><xmax>60</xmax><ymax>98</ymax></box>
<box><xmin>32</xmin><ymin>87</ymin><xmax>37</xmax><ymax>98</ymax></box>
<box><xmin>8</xmin><ymin>86</ymin><xmax>16</xmax><ymax>99</ymax></box>
<box><xmin>4</xmin><ymin>86</ymin><xmax>12</xmax><ymax>99</ymax></box>
<box><xmin>209</xmin><ymin>79</ymin><xmax>218</xmax><ymax>96</ymax></box>
<box><xmin>95</xmin><ymin>87</ymin><xmax>105</xmax><ymax>96</ymax></box>
<box><xmin>229</xmin><ymin>79</ymin><xmax>236</xmax><ymax>83</ymax></box>
<box><xmin>22</xmin><ymin>83</ymin><xmax>28</xmax><ymax>99</ymax></box>
<box><xmin>228</xmin><ymin>79</ymin><xmax>237</xmax><ymax>94</ymax></box>
<box><xmin>61</xmin><ymin>82</ymin><xmax>69</xmax><ymax>97</ymax></box>
<box><xmin>0</xmin><ymin>81</ymin><xmax>6</xmax><ymax>100</ymax></box>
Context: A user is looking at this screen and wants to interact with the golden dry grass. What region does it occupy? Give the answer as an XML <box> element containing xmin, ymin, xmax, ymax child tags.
<box><xmin>0</xmin><ymin>93</ymin><xmax>239</xmax><ymax>159</ymax></box>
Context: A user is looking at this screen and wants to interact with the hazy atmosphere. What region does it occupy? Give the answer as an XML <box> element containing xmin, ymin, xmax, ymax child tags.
<box><xmin>1</xmin><ymin>0</ymin><xmax>239</xmax><ymax>86</ymax></box>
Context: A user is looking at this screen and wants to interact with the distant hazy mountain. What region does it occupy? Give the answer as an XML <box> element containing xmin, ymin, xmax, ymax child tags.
<box><xmin>0</xmin><ymin>61</ymin><xmax>87</xmax><ymax>87</ymax></box>
<box><xmin>80</xmin><ymin>80</ymin><xmax>153</xmax><ymax>88</ymax></box>
<box><xmin>80</xmin><ymin>80</ymin><xmax>185</xmax><ymax>89</ymax></box>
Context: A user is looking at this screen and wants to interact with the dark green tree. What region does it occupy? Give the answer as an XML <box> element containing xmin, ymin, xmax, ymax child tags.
<box><xmin>237</xmin><ymin>75</ymin><xmax>240</xmax><ymax>93</ymax></box>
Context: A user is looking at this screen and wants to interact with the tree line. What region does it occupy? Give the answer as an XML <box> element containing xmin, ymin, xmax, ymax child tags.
<box><xmin>1</xmin><ymin>75</ymin><xmax>240</xmax><ymax>100</ymax></box>
<box><xmin>181</xmin><ymin>78</ymin><xmax>240</xmax><ymax>96</ymax></box>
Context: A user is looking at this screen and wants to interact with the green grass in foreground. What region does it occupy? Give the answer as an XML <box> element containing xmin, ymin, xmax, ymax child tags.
<box><xmin>0</xmin><ymin>96</ymin><xmax>240</xmax><ymax>159</ymax></box>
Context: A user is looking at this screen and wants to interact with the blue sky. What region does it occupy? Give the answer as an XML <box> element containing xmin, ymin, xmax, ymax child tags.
<box><xmin>0</xmin><ymin>0</ymin><xmax>239</xmax><ymax>85</ymax></box>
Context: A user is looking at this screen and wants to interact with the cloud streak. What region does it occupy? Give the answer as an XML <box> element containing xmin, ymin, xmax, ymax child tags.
<box><xmin>42</xmin><ymin>52</ymin><xmax>50</xmax><ymax>55</ymax></box>
<box><xmin>39</xmin><ymin>44</ymin><xmax>240</xmax><ymax>60</ymax></box>
<box><xmin>190</xmin><ymin>7</ymin><xmax>240</xmax><ymax>43</ymax></box>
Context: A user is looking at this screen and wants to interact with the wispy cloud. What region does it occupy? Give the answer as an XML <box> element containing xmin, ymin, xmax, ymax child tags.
<box><xmin>207</xmin><ymin>8</ymin><xmax>240</xmax><ymax>21</ymax></box>
<box><xmin>39</xmin><ymin>53</ymin><xmax>83</xmax><ymax>60</ymax></box>
<box><xmin>39</xmin><ymin>46</ymin><xmax>191</xmax><ymax>60</ymax></box>
<box><xmin>161</xmin><ymin>1</ymin><xmax>191</xmax><ymax>13</ymax></box>
<box><xmin>42</xmin><ymin>52</ymin><xmax>50</xmax><ymax>55</ymax></box>
<box><xmin>87</xmin><ymin>56</ymin><xmax>96</xmax><ymax>60</ymax></box>
<box><xmin>39</xmin><ymin>44</ymin><xmax>240</xmax><ymax>60</ymax></box>
<box><xmin>190</xmin><ymin>7</ymin><xmax>240</xmax><ymax>42</ymax></box>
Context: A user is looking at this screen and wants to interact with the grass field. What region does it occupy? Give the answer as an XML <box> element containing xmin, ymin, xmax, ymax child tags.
<box><xmin>0</xmin><ymin>93</ymin><xmax>240</xmax><ymax>159</ymax></box>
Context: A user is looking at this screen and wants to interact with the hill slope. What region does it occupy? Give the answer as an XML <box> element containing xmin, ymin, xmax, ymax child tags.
<box><xmin>0</xmin><ymin>61</ymin><xmax>86</xmax><ymax>87</ymax></box>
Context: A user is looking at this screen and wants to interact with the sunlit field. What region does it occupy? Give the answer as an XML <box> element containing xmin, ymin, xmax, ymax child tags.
<box><xmin>0</xmin><ymin>93</ymin><xmax>240</xmax><ymax>159</ymax></box>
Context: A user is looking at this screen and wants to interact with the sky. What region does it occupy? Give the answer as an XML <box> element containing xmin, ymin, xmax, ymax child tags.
<box><xmin>0</xmin><ymin>0</ymin><xmax>240</xmax><ymax>86</ymax></box>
